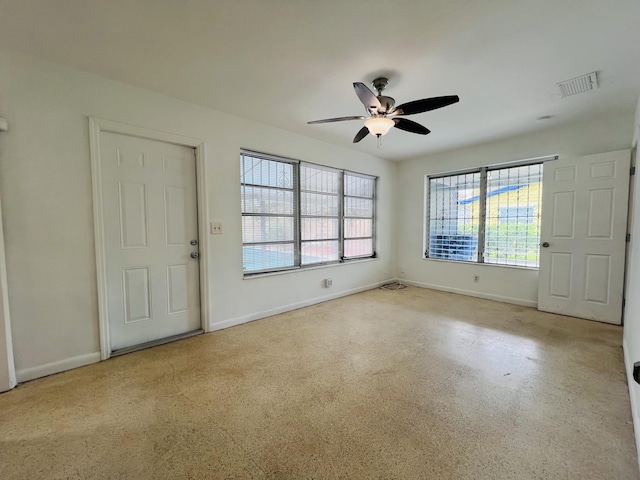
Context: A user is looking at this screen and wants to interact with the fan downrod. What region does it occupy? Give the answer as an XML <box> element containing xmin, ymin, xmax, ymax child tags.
<box><xmin>372</xmin><ymin>77</ymin><xmax>389</xmax><ymax>96</ymax></box>
<box><xmin>371</xmin><ymin>77</ymin><xmax>395</xmax><ymax>114</ymax></box>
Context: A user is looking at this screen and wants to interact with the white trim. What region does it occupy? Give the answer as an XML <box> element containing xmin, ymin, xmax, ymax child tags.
<box><xmin>633</xmin><ymin>98</ymin><xmax>639</xmax><ymax>148</ymax></box>
<box><xmin>89</xmin><ymin>119</ymin><xmax>110</xmax><ymax>359</ymax></box>
<box><xmin>423</xmin><ymin>257</ymin><xmax>538</xmax><ymax>271</ymax></box>
<box><xmin>16</xmin><ymin>352</ymin><xmax>101</xmax><ymax>383</ymax></box>
<box><xmin>241</xmin><ymin>148</ymin><xmax>302</xmax><ymax>165</ymax></box>
<box><xmin>209</xmin><ymin>280</ymin><xmax>393</xmax><ymax>332</ymax></box>
<box><xmin>0</xmin><ymin>195</ymin><xmax>16</xmax><ymax>391</ymax></box>
<box><xmin>89</xmin><ymin>117</ymin><xmax>211</xmax><ymax>358</ymax></box>
<box><xmin>243</xmin><ymin>257</ymin><xmax>378</xmax><ymax>280</ymax></box>
<box><xmin>623</xmin><ymin>337</ymin><xmax>640</xmax><ymax>473</ymax></box>
<box><xmin>426</xmin><ymin>154</ymin><xmax>557</xmax><ymax>180</ymax></box>
<box><xmin>422</xmin><ymin>175</ymin><xmax>430</xmax><ymax>262</ymax></box>
<box><xmin>195</xmin><ymin>143</ymin><xmax>211</xmax><ymax>332</ymax></box>
<box><xmin>400</xmin><ymin>279</ymin><xmax>538</xmax><ymax>308</ymax></box>
<box><xmin>90</xmin><ymin>118</ymin><xmax>204</xmax><ymax>147</ymax></box>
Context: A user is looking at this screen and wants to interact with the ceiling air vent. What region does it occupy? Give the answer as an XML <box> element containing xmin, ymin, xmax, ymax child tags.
<box><xmin>557</xmin><ymin>72</ymin><xmax>598</xmax><ymax>98</ymax></box>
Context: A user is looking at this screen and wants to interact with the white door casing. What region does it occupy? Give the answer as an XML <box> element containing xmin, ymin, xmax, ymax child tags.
<box><xmin>90</xmin><ymin>118</ymin><xmax>209</xmax><ymax>358</ymax></box>
<box><xmin>0</xmin><ymin>194</ymin><xmax>17</xmax><ymax>391</ymax></box>
<box><xmin>538</xmin><ymin>150</ymin><xmax>630</xmax><ymax>324</ymax></box>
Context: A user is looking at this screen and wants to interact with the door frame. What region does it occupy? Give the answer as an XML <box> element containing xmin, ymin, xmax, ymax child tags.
<box><xmin>89</xmin><ymin>117</ymin><xmax>210</xmax><ymax>360</ymax></box>
<box><xmin>0</xmin><ymin>193</ymin><xmax>17</xmax><ymax>391</ymax></box>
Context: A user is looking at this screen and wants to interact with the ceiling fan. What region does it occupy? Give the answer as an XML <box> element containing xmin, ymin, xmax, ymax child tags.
<box><xmin>308</xmin><ymin>77</ymin><xmax>460</xmax><ymax>143</ymax></box>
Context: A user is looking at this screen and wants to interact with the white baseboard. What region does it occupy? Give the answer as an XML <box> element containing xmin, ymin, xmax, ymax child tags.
<box><xmin>623</xmin><ymin>338</ymin><xmax>640</xmax><ymax>473</ymax></box>
<box><xmin>16</xmin><ymin>352</ymin><xmax>101</xmax><ymax>383</ymax></box>
<box><xmin>209</xmin><ymin>279</ymin><xmax>394</xmax><ymax>332</ymax></box>
<box><xmin>400</xmin><ymin>279</ymin><xmax>538</xmax><ymax>308</ymax></box>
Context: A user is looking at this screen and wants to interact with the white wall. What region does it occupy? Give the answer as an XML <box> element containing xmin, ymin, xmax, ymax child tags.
<box><xmin>1</xmin><ymin>45</ymin><xmax>635</xmax><ymax>386</ymax></box>
<box><xmin>623</xmin><ymin>95</ymin><xmax>640</xmax><ymax>468</ymax></box>
<box><xmin>396</xmin><ymin>114</ymin><xmax>635</xmax><ymax>306</ymax></box>
<box><xmin>0</xmin><ymin>49</ymin><xmax>396</xmax><ymax>381</ymax></box>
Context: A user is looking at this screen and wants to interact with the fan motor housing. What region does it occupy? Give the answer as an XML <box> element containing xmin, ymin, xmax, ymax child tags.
<box><xmin>376</xmin><ymin>95</ymin><xmax>395</xmax><ymax>114</ymax></box>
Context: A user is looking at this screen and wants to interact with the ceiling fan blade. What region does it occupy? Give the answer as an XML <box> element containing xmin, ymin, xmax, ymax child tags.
<box><xmin>353</xmin><ymin>126</ymin><xmax>370</xmax><ymax>143</ymax></box>
<box><xmin>353</xmin><ymin>82</ymin><xmax>382</xmax><ymax>112</ymax></box>
<box><xmin>308</xmin><ymin>115</ymin><xmax>366</xmax><ymax>124</ymax></box>
<box><xmin>394</xmin><ymin>118</ymin><xmax>431</xmax><ymax>135</ymax></box>
<box><xmin>392</xmin><ymin>95</ymin><xmax>460</xmax><ymax>116</ymax></box>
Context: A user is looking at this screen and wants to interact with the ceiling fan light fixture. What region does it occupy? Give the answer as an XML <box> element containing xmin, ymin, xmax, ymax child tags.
<box><xmin>364</xmin><ymin>117</ymin><xmax>394</xmax><ymax>136</ymax></box>
<box><xmin>307</xmin><ymin>78</ymin><xmax>459</xmax><ymax>145</ymax></box>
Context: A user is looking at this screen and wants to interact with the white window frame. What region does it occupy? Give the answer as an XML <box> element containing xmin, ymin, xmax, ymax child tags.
<box><xmin>424</xmin><ymin>156</ymin><xmax>556</xmax><ymax>269</ymax></box>
<box><xmin>241</xmin><ymin>150</ymin><xmax>377</xmax><ymax>276</ymax></box>
<box><xmin>343</xmin><ymin>171</ymin><xmax>377</xmax><ymax>260</ymax></box>
<box><xmin>300</xmin><ymin>163</ymin><xmax>342</xmax><ymax>266</ymax></box>
<box><xmin>240</xmin><ymin>150</ymin><xmax>299</xmax><ymax>274</ymax></box>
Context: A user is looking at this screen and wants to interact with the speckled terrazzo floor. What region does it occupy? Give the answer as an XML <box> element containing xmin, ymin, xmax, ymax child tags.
<box><xmin>0</xmin><ymin>286</ymin><xmax>637</xmax><ymax>479</ymax></box>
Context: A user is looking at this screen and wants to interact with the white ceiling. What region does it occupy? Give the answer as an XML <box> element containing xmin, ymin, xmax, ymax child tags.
<box><xmin>1</xmin><ymin>0</ymin><xmax>639</xmax><ymax>161</ymax></box>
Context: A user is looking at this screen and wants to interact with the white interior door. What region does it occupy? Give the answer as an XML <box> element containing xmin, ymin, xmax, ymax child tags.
<box><xmin>100</xmin><ymin>132</ymin><xmax>201</xmax><ymax>351</ymax></box>
<box><xmin>538</xmin><ymin>150</ymin><xmax>630</xmax><ymax>324</ymax></box>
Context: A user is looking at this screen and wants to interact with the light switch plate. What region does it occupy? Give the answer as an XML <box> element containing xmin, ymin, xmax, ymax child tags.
<box><xmin>210</xmin><ymin>222</ymin><xmax>223</xmax><ymax>234</ymax></box>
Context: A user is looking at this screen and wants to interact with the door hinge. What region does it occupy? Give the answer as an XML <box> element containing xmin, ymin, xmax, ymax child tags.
<box><xmin>631</xmin><ymin>166</ymin><xmax>636</xmax><ymax>176</ymax></box>
<box><xmin>627</xmin><ymin>233</ymin><xmax>631</xmax><ymax>243</ymax></box>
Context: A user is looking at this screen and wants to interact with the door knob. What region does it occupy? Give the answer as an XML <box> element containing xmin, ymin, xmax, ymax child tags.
<box><xmin>541</xmin><ymin>242</ymin><xmax>550</xmax><ymax>248</ymax></box>
<box><xmin>190</xmin><ymin>252</ymin><xmax>199</xmax><ymax>259</ymax></box>
<box><xmin>190</xmin><ymin>239</ymin><xmax>198</xmax><ymax>246</ymax></box>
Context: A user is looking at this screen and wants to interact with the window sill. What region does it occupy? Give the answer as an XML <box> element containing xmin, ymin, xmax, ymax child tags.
<box><xmin>422</xmin><ymin>257</ymin><xmax>538</xmax><ymax>271</ymax></box>
<box><xmin>243</xmin><ymin>257</ymin><xmax>379</xmax><ymax>280</ymax></box>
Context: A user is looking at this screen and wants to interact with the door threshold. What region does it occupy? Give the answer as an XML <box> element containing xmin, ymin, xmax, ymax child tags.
<box><xmin>111</xmin><ymin>329</ymin><xmax>204</xmax><ymax>357</ymax></box>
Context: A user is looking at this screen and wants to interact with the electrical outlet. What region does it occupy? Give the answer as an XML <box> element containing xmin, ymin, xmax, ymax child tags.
<box><xmin>473</xmin><ymin>275</ymin><xmax>479</xmax><ymax>283</ymax></box>
<box><xmin>324</xmin><ymin>278</ymin><xmax>333</xmax><ymax>288</ymax></box>
<box><xmin>210</xmin><ymin>222</ymin><xmax>223</xmax><ymax>235</ymax></box>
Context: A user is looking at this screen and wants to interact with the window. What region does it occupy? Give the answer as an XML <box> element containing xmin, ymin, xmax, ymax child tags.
<box><xmin>300</xmin><ymin>164</ymin><xmax>340</xmax><ymax>265</ymax></box>
<box><xmin>426</xmin><ymin>161</ymin><xmax>544</xmax><ymax>268</ymax></box>
<box><xmin>343</xmin><ymin>172</ymin><xmax>375</xmax><ymax>258</ymax></box>
<box><xmin>241</xmin><ymin>154</ymin><xmax>297</xmax><ymax>272</ymax></box>
<box><xmin>428</xmin><ymin>171</ymin><xmax>481</xmax><ymax>262</ymax></box>
<box><xmin>241</xmin><ymin>151</ymin><xmax>376</xmax><ymax>275</ymax></box>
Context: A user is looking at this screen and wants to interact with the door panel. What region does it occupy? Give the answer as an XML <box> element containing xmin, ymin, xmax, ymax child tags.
<box><xmin>100</xmin><ymin>132</ymin><xmax>201</xmax><ymax>350</ymax></box>
<box><xmin>123</xmin><ymin>267</ymin><xmax>151</xmax><ymax>323</ymax></box>
<box><xmin>554</xmin><ymin>165</ymin><xmax>577</xmax><ymax>182</ymax></box>
<box><xmin>549</xmin><ymin>253</ymin><xmax>572</xmax><ymax>298</ymax></box>
<box><xmin>119</xmin><ymin>182</ymin><xmax>149</xmax><ymax>248</ymax></box>
<box><xmin>552</xmin><ymin>191</ymin><xmax>575</xmax><ymax>237</ymax></box>
<box><xmin>538</xmin><ymin>151</ymin><xmax>630</xmax><ymax>324</ymax></box>
<box><xmin>164</xmin><ymin>186</ymin><xmax>188</xmax><ymax>246</ymax></box>
<box><xmin>587</xmin><ymin>189</ymin><xmax>614</xmax><ymax>238</ymax></box>
<box><xmin>584</xmin><ymin>254</ymin><xmax>610</xmax><ymax>303</ymax></box>
<box><xmin>167</xmin><ymin>264</ymin><xmax>189</xmax><ymax>314</ymax></box>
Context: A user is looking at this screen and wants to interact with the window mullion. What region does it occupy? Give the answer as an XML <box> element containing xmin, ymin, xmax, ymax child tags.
<box><xmin>294</xmin><ymin>163</ymin><xmax>301</xmax><ymax>267</ymax></box>
<box><xmin>477</xmin><ymin>167</ymin><xmax>488</xmax><ymax>263</ymax></box>
<box><xmin>339</xmin><ymin>171</ymin><xmax>345</xmax><ymax>261</ymax></box>
<box><xmin>424</xmin><ymin>176</ymin><xmax>431</xmax><ymax>258</ymax></box>
<box><xmin>371</xmin><ymin>176</ymin><xmax>377</xmax><ymax>257</ymax></box>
